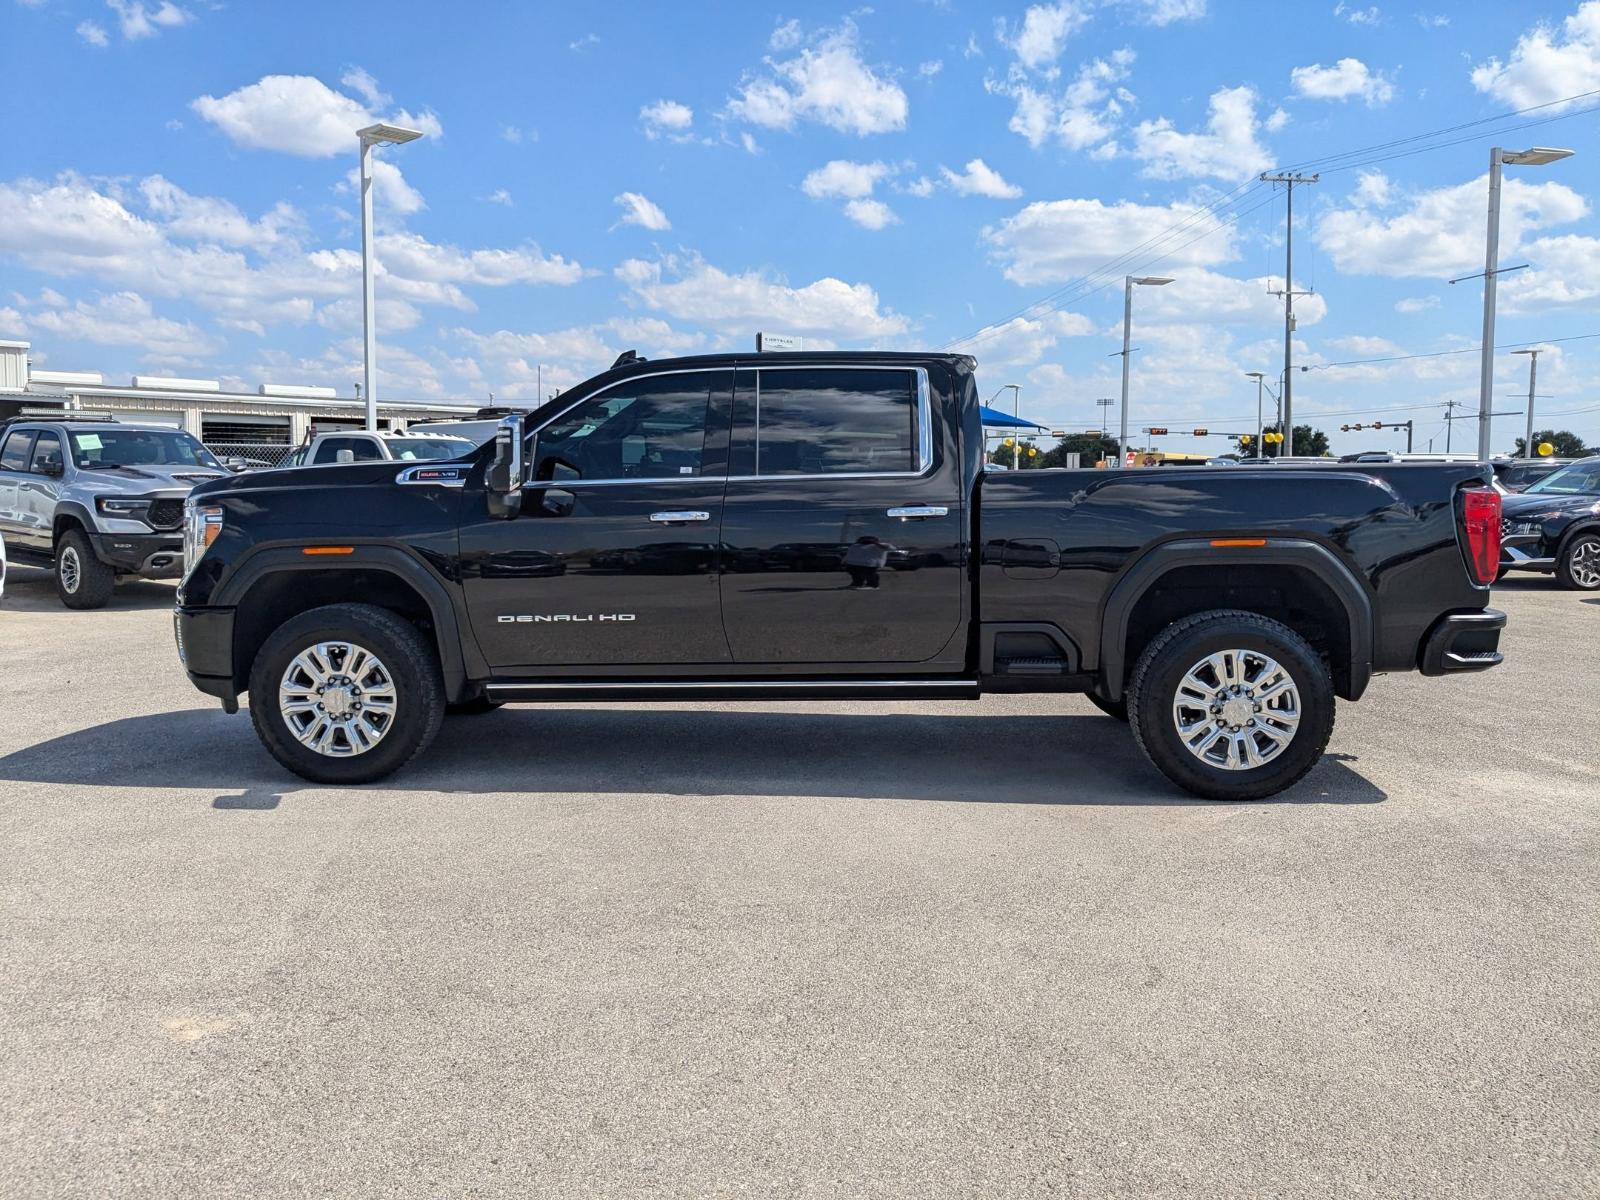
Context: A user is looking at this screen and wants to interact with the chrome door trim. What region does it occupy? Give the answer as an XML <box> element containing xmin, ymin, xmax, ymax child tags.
<box><xmin>887</xmin><ymin>505</ymin><xmax>950</xmax><ymax>519</ymax></box>
<box><xmin>649</xmin><ymin>510</ymin><xmax>711</xmax><ymax>524</ymax></box>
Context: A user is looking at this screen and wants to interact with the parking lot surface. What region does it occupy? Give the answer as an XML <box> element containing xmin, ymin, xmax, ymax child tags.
<box><xmin>1</xmin><ymin>566</ymin><xmax>1596</xmax><ymax>1198</ymax></box>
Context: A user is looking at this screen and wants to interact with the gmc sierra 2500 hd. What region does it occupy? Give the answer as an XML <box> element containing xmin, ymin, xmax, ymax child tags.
<box><xmin>173</xmin><ymin>351</ymin><xmax>1506</xmax><ymax>800</ymax></box>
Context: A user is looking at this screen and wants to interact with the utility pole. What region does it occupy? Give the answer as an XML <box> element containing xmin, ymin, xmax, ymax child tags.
<box><xmin>1262</xmin><ymin>172</ymin><xmax>1318</xmax><ymax>457</ymax></box>
<box><xmin>1443</xmin><ymin>399</ymin><xmax>1466</xmax><ymax>452</ymax></box>
<box><xmin>1512</xmin><ymin>348</ymin><xmax>1539</xmax><ymax>460</ymax></box>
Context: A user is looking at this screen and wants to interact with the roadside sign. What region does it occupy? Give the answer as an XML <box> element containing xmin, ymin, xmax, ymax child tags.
<box><xmin>1125</xmin><ymin>451</ymin><xmax>1138</xmax><ymax>466</ymax></box>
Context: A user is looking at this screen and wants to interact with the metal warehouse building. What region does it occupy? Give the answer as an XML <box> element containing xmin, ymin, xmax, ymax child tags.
<box><xmin>0</xmin><ymin>340</ymin><xmax>489</xmax><ymax>465</ymax></box>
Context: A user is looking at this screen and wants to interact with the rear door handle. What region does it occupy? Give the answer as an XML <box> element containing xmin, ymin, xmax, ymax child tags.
<box><xmin>650</xmin><ymin>510</ymin><xmax>711</xmax><ymax>524</ymax></box>
<box><xmin>887</xmin><ymin>505</ymin><xmax>949</xmax><ymax>520</ymax></box>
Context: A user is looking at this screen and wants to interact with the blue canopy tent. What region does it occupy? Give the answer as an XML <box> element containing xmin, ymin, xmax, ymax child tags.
<box><xmin>978</xmin><ymin>405</ymin><xmax>1043</xmax><ymax>429</ymax></box>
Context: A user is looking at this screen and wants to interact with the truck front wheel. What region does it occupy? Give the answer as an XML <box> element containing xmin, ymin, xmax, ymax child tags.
<box><xmin>248</xmin><ymin>603</ymin><xmax>445</xmax><ymax>785</ymax></box>
<box><xmin>56</xmin><ymin>529</ymin><xmax>115</xmax><ymax>610</ymax></box>
<box><xmin>1126</xmin><ymin>609</ymin><xmax>1335</xmax><ymax>801</ymax></box>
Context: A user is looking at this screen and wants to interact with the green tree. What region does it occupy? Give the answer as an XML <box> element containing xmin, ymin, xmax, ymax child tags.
<box><xmin>988</xmin><ymin>440</ymin><xmax>1046</xmax><ymax>469</ymax></box>
<box><xmin>1040</xmin><ymin>434</ymin><xmax>1121</xmax><ymax>469</ymax></box>
<box><xmin>1236</xmin><ymin>422</ymin><xmax>1330</xmax><ymax>459</ymax></box>
<box><xmin>1512</xmin><ymin>429</ymin><xmax>1589</xmax><ymax>458</ymax></box>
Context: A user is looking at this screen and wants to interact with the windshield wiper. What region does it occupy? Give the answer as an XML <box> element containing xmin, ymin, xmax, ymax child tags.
<box><xmin>80</xmin><ymin>462</ymin><xmax>127</xmax><ymax>469</ymax></box>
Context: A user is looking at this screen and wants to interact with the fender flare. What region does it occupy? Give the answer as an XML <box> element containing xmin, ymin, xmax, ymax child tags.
<box><xmin>1097</xmin><ymin>537</ymin><xmax>1374</xmax><ymax>702</ymax></box>
<box><xmin>51</xmin><ymin>501</ymin><xmax>96</xmax><ymax>543</ymax></box>
<box><xmin>215</xmin><ymin>545</ymin><xmax>471</xmax><ymax>700</ymax></box>
<box><xmin>1554</xmin><ymin>517</ymin><xmax>1600</xmax><ymax>566</ymax></box>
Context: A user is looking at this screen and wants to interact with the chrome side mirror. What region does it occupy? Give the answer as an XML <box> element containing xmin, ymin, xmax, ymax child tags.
<box><xmin>485</xmin><ymin>413</ymin><xmax>524</xmax><ymax>520</ymax></box>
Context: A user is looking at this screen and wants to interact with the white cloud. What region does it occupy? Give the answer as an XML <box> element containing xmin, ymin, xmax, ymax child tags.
<box><xmin>1131</xmin><ymin>85</ymin><xmax>1272</xmax><ymax>180</ymax></box>
<box><xmin>569</xmin><ymin>33</ymin><xmax>599</xmax><ymax>52</ymax></box>
<box><xmin>501</xmin><ymin>125</ymin><xmax>537</xmax><ymax>144</ymax></box>
<box><xmin>192</xmin><ymin>74</ymin><xmax>441</xmax><ymax>158</ymax></box>
<box><xmin>1315</xmin><ymin>171</ymin><xmax>1588</xmax><ymax>277</ymax></box>
<box><xmin>16</xmin><ymin>290</ymin><xmax>219</xmax><ymax>361</ymax></box>
<box><xmin>640</xmin><ymin>98</ymin><xmax>694</xmax><ymax>140</ymax></box>
<box><xmin>1472</xmin><ymin>2</ymin><xmax>1600</xmax><ymax>110</ymax></box>
<box><xmin>996</xmin><ymin>3</ymin><xmax>1090</xmax><ymax>70</ymax></box>
<box><xmin>107</xmin><ymin>0</ymin><xmax>190</xmax><ymax>41</ymax></box>
<box><xmin>1131</xmin><ymin>0</ymin><xmax>1206</xmax><ymax>24</ymax></box>
<box><xmin>139</xmin><ymin>175</ymin><xmax>301</xmax><ymax>247</ymax></box>
<box><xmin>727</xmin><ymin>20</ymin><xmax>908</xmax><ymax>136</ymax></box>
<box><xmin>316</xmin><ymin>295</ymin><xmax>422</xmax><ymax>334</ymax></box>
<box><xmin>1394</xmin><ymin>295</ymin><xmax>1440</xmax><ymax>313</ymax></box>
<box><xmin>983</xmin><ymin>196</ymin><xmax>1241</xmax><ymax>286</ymax></box>
<box><xmin>484</xmin><ymin>188</ymin><xmax>513</xmax><ymax>207</ymax></box>
<box><xmin>1333</xmin><ymin>2</ymin><xmax>1380</xmax><ymax>24</ymax></box>
<box><xmin>843</xmin><ymin>198</ymin><xmax>898</xmax><ymax>230</ymax></box>
<box><xmin>1265</xmin><ymin>107</ymin><xmax>1290</xmax><ymax>132</ymax></box>
<box><xmin>613</xmin><ymin>191</ymin><xmax>671</xmax><ymax>231</ymax></box>
<box><xmin>615</xmin><ymin>253</ymin><xmax>909</xmax><ymax>340</ymax></box>
<box><xmin>77</xmin><ymin>20</ymin><xmax>109</xmax><ymax>46</ymax></box>
<box><xmin>376</xmin><ymin>231</ymin><xmax>584</xmax><ymax>289</ymax></box>
<box><xmin>339</xmin><ymin>66</ymin><xmax>388</xmax><ymax>108</ymax></box>
<box><xmin>991</xmin><ymin>49</ymin><xmax>1135</xmax><ymax>154</ymax></box>
<box><xmin>902</xmin><ymin>176</ymin><xmax>936</xmax><ymax>197</ymax></box>
<box><xmin>770</xmin><ymin>18</ymin><xmax>804</xmax><ymax>50</ymax></box>
<box><xmin>1502</xmin><ymin>234</ymin><xmax>1600</xmax><ymax>312</ymax></box>
<box><xmin>801</xmin><ymin>159</ymin><xmax>892</xmax><ymax>199</ymax></box>
<box><xmin>960</xmin><ymin>310</ymin><xmax>1095</xmax><ymax>370</ymax></box>
<box><xmin>919</xmin><ymin>60</ymin><xmax>944</xmax><ymax>78</ymax></box>
<box><xmin>940</xmin><ymin>158</ymin><xmax>1023</xmax><ymax>198</ymax></box>
<box><xmin>1291</xmin><ymin>58</ymin><xmax>1395</xmax><ymax>105</ymax></box>
<box><xmin>1134</xmin><ymin>269</ymin><xmax>1328</xmax><ymax>327</ymax></box>
<box><xmin>341</xmin><ymin>158</ymin><xmax>426</xmax><ymax>216</ymax></box>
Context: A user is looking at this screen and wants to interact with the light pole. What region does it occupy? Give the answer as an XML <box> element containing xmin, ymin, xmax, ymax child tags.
<box><xmin>1117</xmin><ymin>275</ymin><xmax>1172</xmax><ymax>469</ymax></box>
<box><xmin>1246</xmin><ymin>372</ymin><xmax>1266</xmax><ymax>458</ymax></box>
<box><xmin>1512</xmin><ymin>348</ymin><xmax>1540</xmax><ymax>460</ymax></box>
<box><xmin>357</xmin><ymin>122</ymin><xmax>424</xmax><ymax>431</ymax></box>
<box><xmin>1477</xmin><ymin>147</ymin><xmax>1572</xmax><ymax>460</ymax></box>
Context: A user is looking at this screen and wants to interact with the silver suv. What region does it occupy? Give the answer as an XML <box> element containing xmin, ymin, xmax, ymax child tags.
<box><xmin>0</xmin><ymin>415</ymin><xmax>229</xmax><ymax>608</ymax></box>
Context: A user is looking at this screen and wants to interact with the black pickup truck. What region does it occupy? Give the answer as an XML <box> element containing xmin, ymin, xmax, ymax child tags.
<box><xmin>174</xmin><ymin>351</ymin><xmax>1506</xmax><ymax>800</ymax></box>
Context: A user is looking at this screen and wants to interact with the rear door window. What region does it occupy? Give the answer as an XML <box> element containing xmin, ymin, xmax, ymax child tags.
<box><xmin>29</xmin><ymin>431</ymin><xmax>63</xmax><ymax>473</ymax></box>
<box><xmin>0</xmin><ymin>431</ymin><xmax>36</xmax><ymax>472</ymax></box>
<box><xmin>731</xmin><ymin>368</ymin><xmax>919</xmax><ymax>476</ymax></box>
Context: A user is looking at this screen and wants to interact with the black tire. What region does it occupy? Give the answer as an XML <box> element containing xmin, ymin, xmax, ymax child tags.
<box><xmin>446</xmin><ymin>695</ymin><xmax>504</xmax><ymax>716</ymax></box>
<box><xmin>56</xmin><ymin>528</ymin><xmax>115</xmax><ymax>610</ymax></box>
<box><xmin>248</xmin><ymin>603</ymin><xmax>445</xmax><ymax>785</ymax></box>
<box><xmin>1085</xmin><ymin>692</ymin><xmax>1129</xmax><ymax>722</ymax></box>
<box><xmin>1555</xmin><ymin>533</ymin><xmax>1600</xmax><ymax>590</ymax></box>
<box><xmin>1127</xmin><ymin>609</ymin><xmax>1335</xmax><ymax>802</ymax></box>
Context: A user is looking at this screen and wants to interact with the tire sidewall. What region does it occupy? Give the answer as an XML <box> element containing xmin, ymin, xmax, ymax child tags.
<box><xmin>1131</xmin><ymin>618</ymin><xmax>1334</xmax><ymax>801</ymax></box>
<box><xmin>56</xmin><ymin>530</ymin><xmax>112</xmax><ymax>609</ymax></box>
<box><xmin>248</xmin><ymin>606</ymin><xmax>442</xmax><ymax>784</ymax></box>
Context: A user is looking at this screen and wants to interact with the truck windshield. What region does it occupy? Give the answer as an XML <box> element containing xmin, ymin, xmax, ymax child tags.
<box><xmin>69</xmin><ymin>429</ymin><xmax>222</xmax><ymax>470</ymax></box>
<box><xmin>1523</xmin><ymin>460</ymin><xmax>1600</xmax><ymax>495</ymax></box>
<box><xmin>386</xmin><ymin>438</ymin><xmax>470</xmax><ymax>461</ymax></box>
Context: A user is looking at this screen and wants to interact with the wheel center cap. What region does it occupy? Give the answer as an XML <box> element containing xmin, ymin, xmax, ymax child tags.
<box><xmin>323</xmin><ymin>686</ymin><xmax>354</xmax><ymax>718</ymax></box>
<box><xmin>1221</xmin><ymin>697</ymin><xmax>1253</xmax><ymax>727</ymax></box>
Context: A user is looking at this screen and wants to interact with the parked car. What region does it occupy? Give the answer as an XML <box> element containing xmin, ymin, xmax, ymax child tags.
<box><xmin>1498</xmin><ymin>456</ymin><xmax>1600</xmax><ymax>589</ymax></box>
<box><xmin>174</xmin><ymin>350</ymin><xmax>1505</xmax><ymax>801</ymax></box>
<box><xmin>282</xmin><ymin>429</ymin><xmax>477</xmax><ymax>468</ymax></box>
<box><xmin>1492</xmin><ymin>458</ymin><xmax>1571</xmax><ymax>493</ymax></box>
<box><xmin>0</xmin><ymin>415</ymin><xmax>229</xmax><ymax>608</ymax></box>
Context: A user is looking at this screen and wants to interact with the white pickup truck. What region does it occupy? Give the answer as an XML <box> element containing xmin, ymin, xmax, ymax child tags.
<box><xmin>284</xmin><ymin>429</ymin><xmax>476</xmax><ymax>468</ymax></box>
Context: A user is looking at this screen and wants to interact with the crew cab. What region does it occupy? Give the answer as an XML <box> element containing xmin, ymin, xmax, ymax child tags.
<box><xmin>283</xmin><ymin>429</ymin><xmax>476</xmax><ymax>468</ymax></box>
<box><xmin>174</xmin><ymin>351</ymin><xmax>1506</xmax><ymax>800</ymax></box>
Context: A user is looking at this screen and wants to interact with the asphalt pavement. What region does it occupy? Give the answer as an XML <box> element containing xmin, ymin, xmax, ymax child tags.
<box><xmin>1</xmin><ymin>566</ymin><xmax>1596</xmax><ymax>1198</ymax></box>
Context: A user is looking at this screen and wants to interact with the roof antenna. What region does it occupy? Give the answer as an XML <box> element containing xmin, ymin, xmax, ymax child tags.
<box><xmin>611</xmin><ymin>349</ymin><xmax>646</xmax><ymax>370</ymax></box>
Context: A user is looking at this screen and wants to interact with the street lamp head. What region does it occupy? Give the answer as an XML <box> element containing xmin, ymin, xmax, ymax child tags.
<box><xmin>1132</xmin><ymin>276</ymin><xmax>1174</xmax><ymax>287</ymax></box>
<box><xmin>1501</xmin><ymin>146</ymin><xmax>1574</xmax><ymax>167</ymax></box>
<box><xmin>358</xmin><ymin>123</ymin><xmax>425</xmax><ymax>146</ymax></box>
<box><xmin>1511</xmin><ymin>348</ymin><xmax>1538</xmax><ymax>357</ymax></box>
<box><xmin>1245</xmin><ymin>371</ymin><xmax>1266</xmax><ymax>380</ymax></box>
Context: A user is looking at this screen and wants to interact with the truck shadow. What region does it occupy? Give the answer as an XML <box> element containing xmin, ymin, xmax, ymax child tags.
<box><xmin>0</xmin><ymin>705</ymin><xmax>1387</xmax><ymax>809</ymax></box>
<box><xmin>1</xmin><ymin>568</ymin><xmax>177</xmax><ymax>612</ymax></box>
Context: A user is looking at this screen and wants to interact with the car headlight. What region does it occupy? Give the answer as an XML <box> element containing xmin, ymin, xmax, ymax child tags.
<box><xmin>182</xmin><ymin>500</ymin><xmax>223</xmax><ymax>578</ymax></box>
<box><xmin>96</xmin><ymin>496</ymin><xmax>149</xmax><ymax>518</ymax></box>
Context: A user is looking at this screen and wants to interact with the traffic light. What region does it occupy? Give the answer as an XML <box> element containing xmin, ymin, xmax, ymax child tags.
<box><xmin>1373</xmin><ymin>421</ymin><xmax>1384</xmax><ymax>430</ymax></box>
<box><xmin>1148</xmin><ymin>426</ymin><xmax>1169</xmax><ymax>436</ymax></box>
<box><xmin>1240</xmin><ymin>434</ymin><xmax>1253</xmax><ymax>444</ymax></box>
<box><xmin>1193</xmin><ymin>427</ymin><xmax>1208</xmax><ymax>436</ymax></box>
<box><xmin>1027</xmin><ymin>446</ymin><xmax>1038</xmax><ymax>458</ymax></box>
<box><xmin>1002</xmin><ymin>437</ymin><xmax>1014</xmax><ymax>447</ymax></box>
<box><xmin>1263</xmin><ymin>431</ymin><xmax>1284</xmax><ymax>444</ymax></box>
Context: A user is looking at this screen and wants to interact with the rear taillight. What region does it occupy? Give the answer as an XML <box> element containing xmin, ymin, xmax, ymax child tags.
<box><xmin>1460</xmin><ymin>487</ymin><xmax>1501</xmax><ymax>586</ymax></box>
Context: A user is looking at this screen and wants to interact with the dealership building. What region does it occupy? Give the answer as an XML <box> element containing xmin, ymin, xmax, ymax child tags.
<box><xmin>0</xmin><ymin>340</ymin><xmax>491</xmax><ymax>464</ymax></box>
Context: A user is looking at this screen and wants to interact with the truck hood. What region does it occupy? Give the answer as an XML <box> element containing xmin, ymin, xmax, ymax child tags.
<box><xmin>188</xmin><ymin>459</ymin><xmax>415</xmax><ymax>500</ymax></box>
<box><xmin>80</xmin><ymin>464</ymin><xmax>229</xmax><ymax>494</ymax></box>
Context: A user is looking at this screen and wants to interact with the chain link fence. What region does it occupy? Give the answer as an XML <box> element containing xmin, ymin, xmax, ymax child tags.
<box><xmin>203</xmin><ymin>441</ymin><xmax>298</xmax><ymax>469</ymax></box>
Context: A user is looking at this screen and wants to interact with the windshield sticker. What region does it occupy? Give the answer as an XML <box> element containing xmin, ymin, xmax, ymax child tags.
<box><xmin>77</xmin><ymin>433</ymin><xmax>103</xmax><ymax>451</ymax></box>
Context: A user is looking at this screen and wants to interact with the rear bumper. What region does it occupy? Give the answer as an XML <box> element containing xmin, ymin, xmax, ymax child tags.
<box><xmin>174</xmin><ymin>605</ymin><xmax>237</xmax><ymax>706</ymax></box>
<box><xmin>1418</xmin><ymin>608</ymin><xmax>1506</xmax><ymax>675</ymax></box>
<box><xmin>92</xmin><ymin>532</ymin><xmax>183</xmax><ymax>578</ymax></box>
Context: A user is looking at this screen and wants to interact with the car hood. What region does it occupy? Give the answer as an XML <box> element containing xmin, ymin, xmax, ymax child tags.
<box><xmin>79</xmin><ymin>465</ymin><xmax>229</xmax><ymax>494</ymax></box>
<box><xmin>1501</xmin><ymin>491</ymin><xmax>1600</xmax><ymax>518</ymax></box>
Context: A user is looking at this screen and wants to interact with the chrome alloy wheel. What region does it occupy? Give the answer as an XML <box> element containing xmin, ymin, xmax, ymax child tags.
<box><xmin>59</xmin><ymin>545</ymin><xmax>81</xmax><ymax>594</ymax></box>
<box><xmin>1571</xmin><ymin>539</ymin><xmax>1600</xmax><ymax>588</ymax></box>
<box><xmin>278</xmin><ymin>640</ymin><xmax>398</xmax><ymax>757</ymax></box>
<box><xmin>1171</xmin><ymin>648</ymin><xmax>1301</xmax><ymax>771</ymax></box>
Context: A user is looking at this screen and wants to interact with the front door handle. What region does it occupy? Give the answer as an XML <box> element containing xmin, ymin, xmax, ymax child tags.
<box><xmin>650</xmin><ymin>510</ymin><xmax>711</xmax><ymax>524</ymax></box>
<box><xmin>887</xmin><ymin>505</ymin><xmax>949</xmax><ymax>520</ymax></box>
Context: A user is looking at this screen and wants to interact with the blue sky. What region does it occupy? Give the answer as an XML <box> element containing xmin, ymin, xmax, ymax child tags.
<box><xmin>6</xmin><ymin>0</ymin><xmax>1600</xmax><ymax>455</ymax></box>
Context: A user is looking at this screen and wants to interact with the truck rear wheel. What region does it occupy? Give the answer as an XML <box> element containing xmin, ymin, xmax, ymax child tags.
<box><xmin>56</xmin><ymin>529</ymin><xmax>115</xmax><ymax>610</ymax></box>
<box><xmin>248</xmin><ymin>603</ymin><xmax>445</xmax><ymax>785</ymax></box>
<box><xmin>1126</xmin><ymin>609</ymin><xmax>1335</xmax><ymax>801</ymax></box>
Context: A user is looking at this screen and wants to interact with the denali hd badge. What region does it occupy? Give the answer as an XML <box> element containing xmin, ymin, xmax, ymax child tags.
<box><xmin>497</xmin><ymin>613</ymin><xmax>637</xmax><ymax>623</ymax></box>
